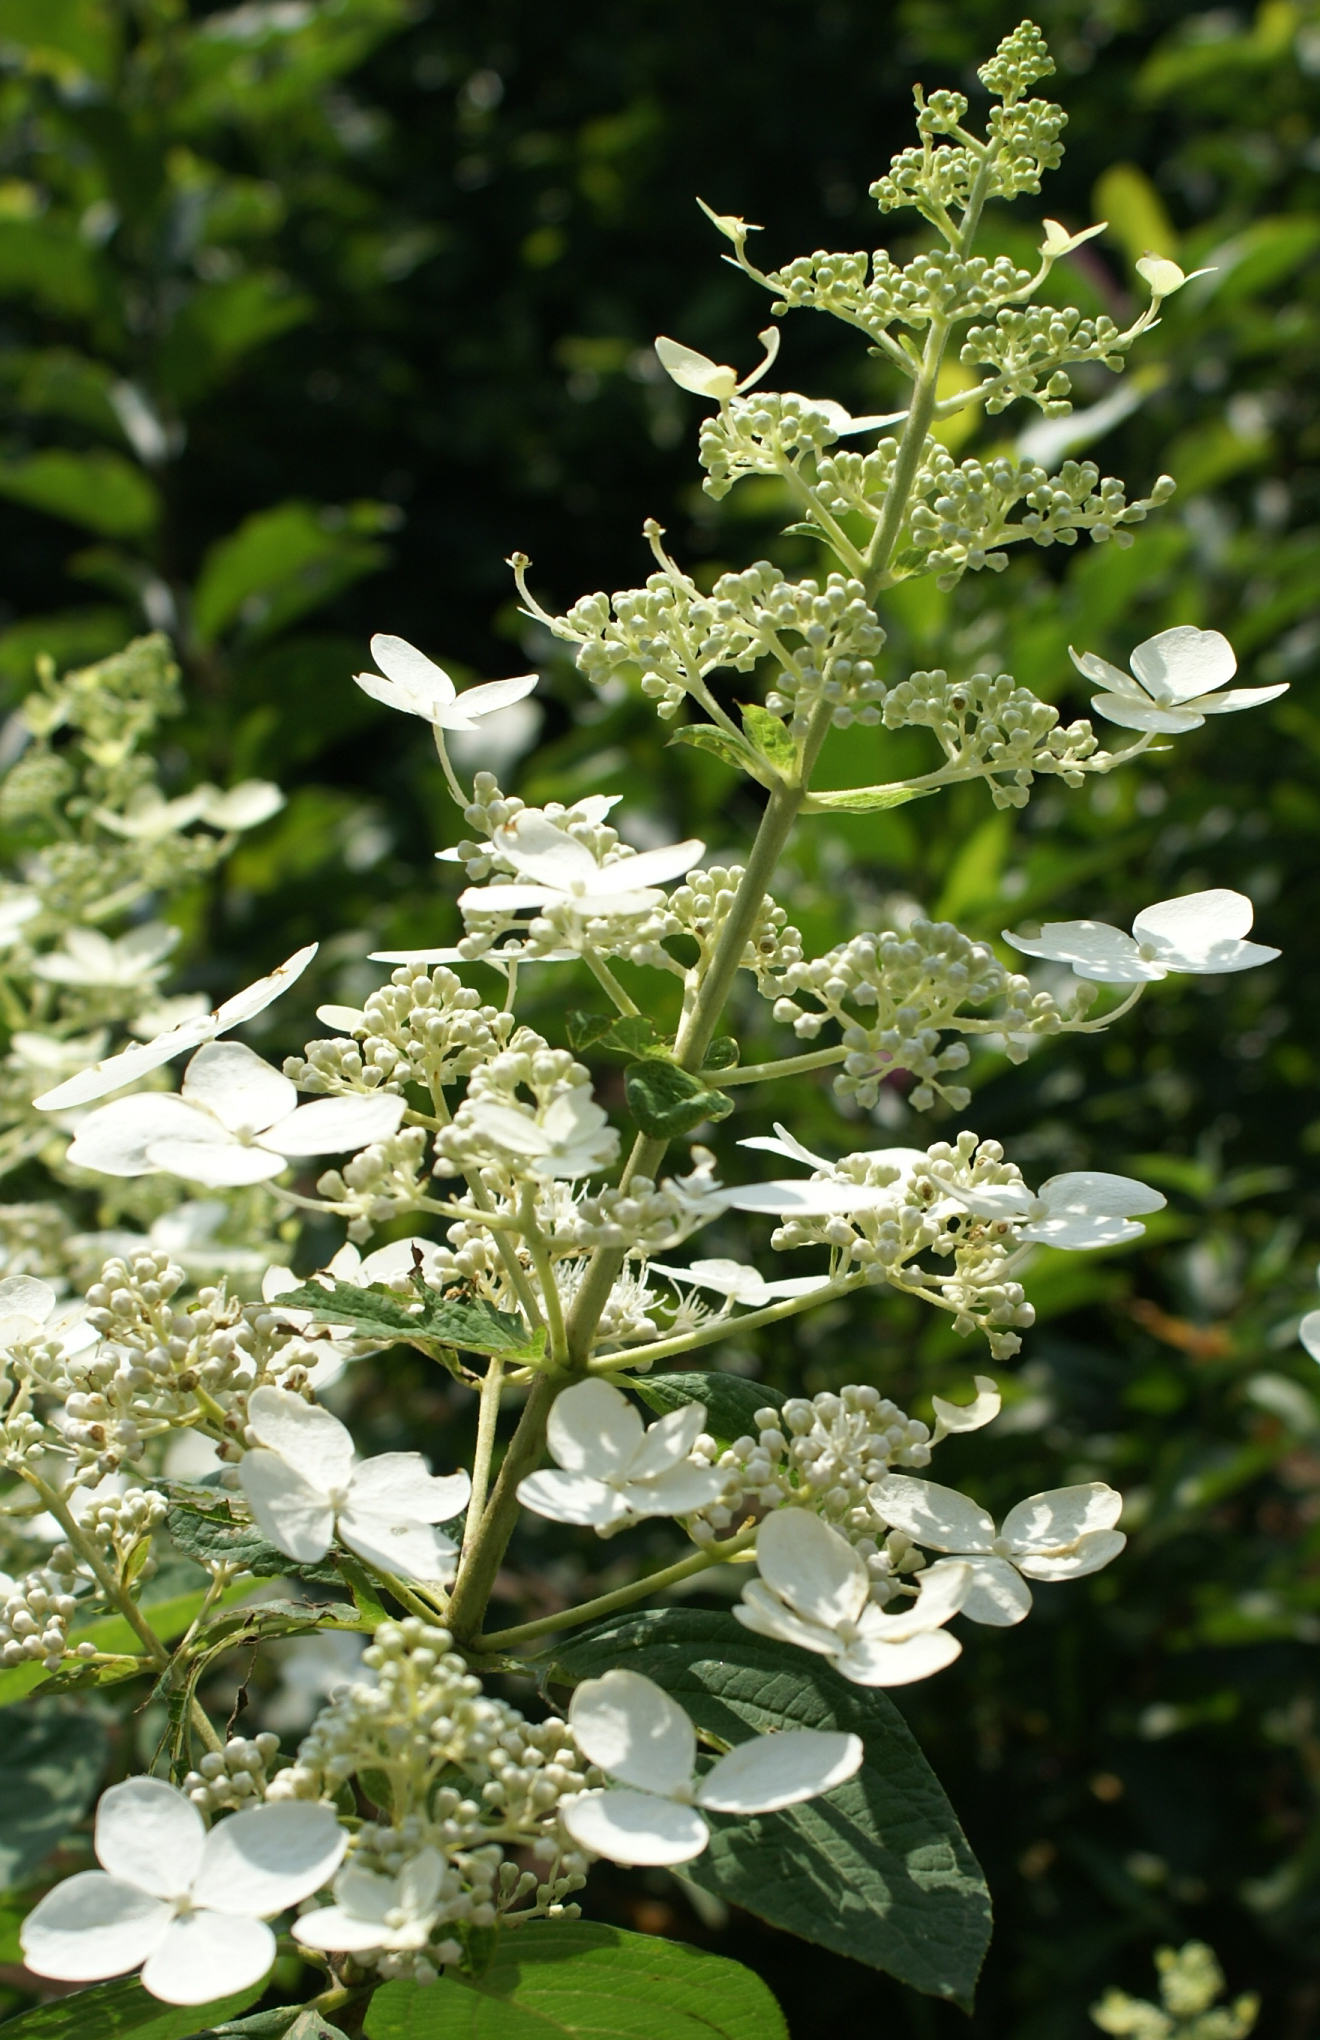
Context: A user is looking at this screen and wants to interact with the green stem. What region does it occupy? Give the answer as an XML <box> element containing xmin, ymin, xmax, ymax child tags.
<box><xmin>582</xmin><ymin>947</ymin><xmax>640</xmax><ymax>1017</ymax></box>
<box><xmin>713</xmin><ymin>1044</ymin><xmax>848</xmax><ymax>1087</ymax></box>
<box><xmin>445</xmin><ymin>1369</ymin><xmax>563</xmax><ymax>1643</ymax></box>
<box><xmin>463</xmin><ymin>1354</ymin><xmax>505</xmax><ymax>1557</ymax></box>
<box><xmin>589</xmin><ymin>1269</ymin><xmax>863</xmax><ymax>1371</ymax></box>
<box><xmin>518</xmin><ymin>1183</ymin><xmax>567</xmax><ymax>1365</ymax></box>
<box><xmin>473</xmin><ymin>1526</ymin><xmax>758</xmax><ymax>1654</ymax></box>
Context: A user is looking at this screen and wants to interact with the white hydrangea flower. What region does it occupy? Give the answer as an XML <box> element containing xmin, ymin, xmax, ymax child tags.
<box><xmin>239</xmin><ymin>1385</ymin><xmax>471</xmax><ymax>1582</ymax></box>
<box><xmin>1071</xmin><ymin>626</ymin><xmax>1286</xmax><ymax>734</ymax></box>
<box><xmin>294</xmin><ymin>1845</ymin><xmax>459</xmax><ymax>1964</ymax></box>
<box><xmin>934</xmin><ymin>1168</ymin><xmax>1166</xmax><ymax>1249</ymax></box>
<box><xmin>931</xmin><ymin>1376</ymin><xmax>1002</xmax><ymax>1438</ymax></box>
<box><xmin>32</xmin><ymin>922</ymin><xmax>177</xmax><ymax>990</ymax></box>
<box><xmin>355</xmin><ymin>634</ymin><xmax>538</xmax><ymax>730</ymax></box>
<box><xmin>34</xmin><ymin>943</ymin><xmax>318</xmax><ymax>1111</ymax></box>
<box><xmin>561</xmin><ymin>1667</ymin><xmax>861</xmax><ymax>1867</ymax></box>
<box><xmin>1004</xmin><ymin>888</ymin><xmax>1278</xmax><ymax>983</ymax></box>
<box><xmin>19</xmin><ymin>1777</ymin><xmax>346</xmax><ymax>2005</ymax></box>
<box><xmin>0</xmin><ymin>1273</ymin><xmax>98</xmax><ymax>1361</ymax></box>
<box><xmin>654</xmin><ymin>325</ymin><xmax>779</xmax><ymax>402</ymax></box>
<box><xmin>466</xmin><ymin>1088</ymin><xmax>619</xmax><ymax>1179</ymax></box>
<box><xmin>65</xmin><ymin>1040</ymin><xmax>406</xmax><ymax>1187</ymax></box>
<box><xmin>517</xmin><ymin>1378</ymin><xmax>725</xmax><ymax>1530</ymax></box>
<box><xmin>869</xmin><ymin>1475</ymin><xmax>1126</xmax><ymax>1626</ymax></box>
<box><xmin>92</xmin><ymin>780</ymin><xmax>283</xmax><ymax>840</ymax></box>
<box><xmin>459</xmin><ymin>810</ymin><xmax>704</xmax><ymax>921</ymax></box>
<box><xmin>647</xmin><ymin>1257</ymin><xmax>832</xmax><ymax>1308</ymax></box>
<box><xmin>0</xmin><ymin>891</ymin><xmax>40</xmax><ymax>948</ymax></box>
<box><xmin>735</xmin><ymin>1509</ymin><xmax>970</xmax><ymax>1687</ymax></box>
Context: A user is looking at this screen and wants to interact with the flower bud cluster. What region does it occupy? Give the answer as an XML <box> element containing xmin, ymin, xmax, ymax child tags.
<box><xmin>287</xmin><ymin>966</ymin><xmax>517</xmax><ymax>1100</ymax></box>
<box><xmin>76</xmin><ymin>1484</ymin><xmax>168</xmax><ymax>1576</ymax></box>
<box><xmin>882</xmin><ymin>668</ymin><xmax>1109</xmax><ymax>808</ymax></box>
<box><xmin>0</xmin><ymin>1565</ymin><xmax>79</xmax><ymax>1671</ymax></box>
<box><xmin>317</xmin><ymin>1127</ymin><xmax>430</xmax><ymax>1241</ymax></box>
<box><xmin>181</xmin><ymin>1733</ymin><xmax>282</xmax><ymax>1814</ymax></box>
<box><xmin>697</xmin><ymin>395</ymin><xmax>854</xmax><ymax>499</ymax></box>
<box><xmin>667</xmin><ymin>869</ymin><xmax>802</xmax><ymax>977</ymax></box>
<box><xmin>766</xmin><ymin>248</ymin><xmax>1037</xmax><ymax>345</ymax></box>
<box><xmin>548</xmin><ymin>1177</ymin><xmax>703</xmax><ymax>1256</ymax></box>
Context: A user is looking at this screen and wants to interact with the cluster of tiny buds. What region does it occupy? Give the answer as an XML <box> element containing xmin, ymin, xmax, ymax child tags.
<box><xmin>318</xmin><ymin>1126</ymin><xmax>430</xmax><ymax>1241</ymax></box>
<box><xmin>548</xmin><ymin>1177</ymin><xmax>699</xmax><ymax>1257</ymax></box>
<box><xmin>78</xmin><ymin>1485</ymin><xmax>168</xmax><ymax>1574</ymax></box>
<box><xmin>182</xmin><ymin>1733</ymin><xmax>281</xmax><ymax>1814</ymax></box>
<box><xmin>0</xmin><ymin>1565</ymin><xmax>79</xmax><ymax>1670</ymax></box>
<box><xmin>691</xmin><ymin>1384</ymin><xmax>932</xmax><ymax>1553</ymax></box>
<box><xmin>287</xmin><ymin>967</ymin><xmax>516</xmax><ymax>1097</ymax></box>
<box><xmin>666</xmin><ymin>868</ymin><xmax>802</xmax><ymax>976</ymax></box>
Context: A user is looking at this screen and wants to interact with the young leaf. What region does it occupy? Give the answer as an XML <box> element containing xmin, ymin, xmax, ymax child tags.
<box><xmin>739</xmin><ymin>703</ymin><xmax>797</xmax><ymax>776</ymax></box>
<box><xmin>551</xmin><ymin>1609</ymin><xmax>992</xmax><ymax>2010</ymax></box>
<box><xmin>624</xmin><ymin>1061</ymin><xmax>733</xmax><ymax>1138</ymax></box>
<box><xmin>0</xmin><ymin>1702</ymin><xmax>109</xmax><ymax>1889</ymax></box>
<box><xmin>362</xmin><ymin>1920</ymin><xmax>786</xmax><ymax>2040</ymax></box>
<box><xmin>566</xmin><ymin>1010</ymin><xmax>668</xmax><ymax>1059</ymax></box>
<box><xmin>701</xmin><ymin>1036</ymin><xmax>740</xmax><ymax>1071</ymax></box>
<box><xmin>668</xmin><ymin>724</ymin><xmax>764</xmax><ymax>779</ymax></box>
<box><xmin>0</xmin><ymin>1977</ymin><xmax>263</xmax><ymax>2037</ymax></box>
<box><xmin>0</xmin><ymin>450</ymin><xmax>160</xmax><ymax>539</ymax></box>
<box><xmin>633</xmin><ymin>1372</ymin><xmax>784</xmax><ymax>1446</ymax></box>
<box><xmin>802</xmin><ymin>784</ymin><xmax>933</xmax><ymax>813</ymax></box>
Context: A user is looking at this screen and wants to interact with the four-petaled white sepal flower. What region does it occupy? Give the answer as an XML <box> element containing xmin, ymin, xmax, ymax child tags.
<box><xmin>466</xmin><ymin>1088</ymin><xmax>619</xmax><ymax>1180</ymax></box>
<box><xmin>20</xmin><ymin>1777</ymin><xmax>346</xmax><ymax>2005</ymax></box>
<box><xmin>239</xmin><ymin>1385</ymin><xmax>470</xmax><ymax>1581</ymax></box>
<box><xmin>869</xmin><ymin>1475</ymin><xmax>1126</xmax><ymax>1626</ymax></box>
<box><xmin>294</xmin><ymin>1846</ymin><xmax>459</xmax><ymax>1962</ymax></box>
<box><xmin>459</xmin><ymin>810</ymin><xmax>704</xmax><ymax>921</ymax></box>
<box><xmin>355</xmin><ymin>634</ymin><xmax>538</xmax><ymax>730</ymax></box>
<box><xmin>1070</xmin><ymin>626</ymin><xmax>1285</xmax><ymax>734</ymax></box>
<box><xmin>32</xmin><ymin>922</ymin><xmax>177</xmax><ymax>990</ymax></box>
<box><xmin>1005</xmin><ymin>888</ymin><xmax>1278</xmax><ymax>983</ymax></box>
<box><xmin>0</xmin><ymin>1274</ymin><xmax>97</xmax><ymax>1362</ymax></box>
<box><xmin>735</xmin><ymin>1509</ymin><xmax>970</xmax><ymax>1687</ymax></box>
<box><xmin>562</xmin><ymin>1667</ymin><xmax>861</xmax><ymax>1867</ymax></box>
<box><xmin>65</xmin><ymin>1041</ymin><xmax>406</xmax><ymax>1187</ymax></box>
<box><xmin>33</xmin><ymin>943</ymin><xmax>318</xmax><ymax>1112</ymax></box>
<box><xmin>935</xmin><ymin>1168</ymin><xmax>1166</xmax><ymax>1250</ymax></box>
<box><xmin>517</xmin><ymin>1378</ymin><xmax>725</xmax><ymax>1530</ymax></box>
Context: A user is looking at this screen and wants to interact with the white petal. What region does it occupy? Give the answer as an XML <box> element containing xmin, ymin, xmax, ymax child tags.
<box><xmin>95</xmin><ymin>1778</ymin><xmax>204</xmax><ymax>1899</ymax></box>
<box><xmin>146</xmin><ymin>1139</ymin><xmax>287</xmax><ymax>1187</ymax></box>
<box><xmin>868</xmin><ymin>1474</ymin><xmax>995</xmax><ymax>1554</ymax></box>
<box><xmin>67</xmin><ymin>1096</ymin><xmax>217</xmax><ymax>1177</ymax></box>
<box><xmin>940</xmin><ymin>1181</ymin><xmax>1032</xmax><ymax>1221</ymax></box>
<box><xmin>860</xmin><ymin>1559</ymin><xmax>971</xmax><ymax>1640</ymax></box>
<box><xmin>625</xmin><ymin>1462</ymin><xmax>726</xmax><ymax>1517</ymax></box>
<box><xmin>195</xmin><ymin>1801</ymin><xmax>347</xmax><ymax>1917</ymax></box>
<box><xmin>0</xmin><ymin>1275</ymin><xmax>55</xmax><ymax>1321</ymax></box>
<box><xmin>931</xmin><ymin>1376</ymin><xmax>1000</xmax><ymax>1435</ymax></box>
<box><xmin>466</xmin><ymin>1099</ymin><xmax>551</xmax><ymax>1158</ymax></box>
<box><xmin>1090</xmin><ymin>692</ymin><xmax>1204</xmax><ymax>734</ymax></box>
<box><xmin>199</xmin><ymin>780</ymin><xmax>284</xmax><ymax>831</ymax></box>
<box><xmin>547</xmin><ymin>1378</ymin><xmax>644</xmax><ymax>1479</ymax></box>
<box><xmin>348</xmin><ymin>1454</ymin><xmax>470</xmax><ymax>1524</ymax></box>
<box><xmin>294</xmin><ymin>1902</ymin><xmax>391</xmax><ymax>1954</ymax></box>
<box><xmin>141</xmin><ymin>1911</ymin><xmax>275</xmax><ymax>2005</ymax></box>
<box><xmin>958</xmin><ymin>1555</ymin><xmax>1034</xmax><ymax>1627</ymax></box>
<box><xmin>1002</xmin><ymin>920</ymin><xmax>1153</xmax><ymax>983</ymax></box>
<box><xmin>370</xmin><ymin>634</ymin><xmax>457</xmax><ymax>706</ymax></box>
<box><xmin>1002</xmin><ymin>1481</ymin><xmax>1123</xmax><ymax>1556</ymax></box>
<box><xmin>561</xmin><ymin>1788</ymin><xmax>710</xmax><ymax>1867</ymax></box>
<box><xmin>182</xmin><ymin>1040</ymin><xmax>296</xmax><ymax>1135</ymax></box>
<box><xmin>1018</xmin><ymin>1213</ymin><xmax>1145</xmax><ymax>1250</ymax></box>
<box><xmin>33</xmin><ymin>1021</ymin><xmax>216</xmax><ymax>1112</ymax></box>
<box><xmin>697</xmin><ymin>1730</ymin><xmax>862</xmax><ymax>1813</ymax></box>
<box><xmin>1131</xmin><ymin>888</ymin><xmax>1254</xmax><ymax>968</ymax></box>
<box><xmin>516</xmin><ymin>1469</ymin><xmax>630</xmax><ymax>1527</ymax></box>
<box><xmin>1016</xmin><ymin>1528</ymin><xmax>1126</xmax><ymax>1580</ymax></box>
<box><xmin>20</xmin><ymin>1872</ymin><xmax>169</xmax><ymax>1982</ymax></box>
<box><xmin>1197</xmin><ymin>682</ymin><xmax>1289</xmax><ymax>715</ymax></box>
<box><xmin>628</xmin><ymin>1402</ymin><xmax>706</xmax><ymax>1480</ymax></box>
<box><xmin>458</xmin><ymin>882</ymin><xmax>560</xmax><ymax>914</ymax></box>
<box><xmin>754</xmin><ymin>1509</ymin><xmax>869</xmax><ymax>1628</ymax></box>
<box><xmin>835</xmin><ymin>1629</ymin><xmax>962</xmax><ymax>1687</ymax></box>
<box><xmin>654</xmin><ymin>336</ymin><xmax>737</xmax><ymax>401</ymax></box>
<box><xmin>589</xmin><ymin>840</ymin><xmax>704</xmax><ymax>894</ymax></box>
<box><xmin>1038</xmin><ymin>1170</ymin><xmax>1166</xmax><ymax>1219</ymax></box>
<box><xmin>1300</xmin><ymin>1309</ymin><xmax>1320</xmax><ymax>1363</ymax></box>
<box><xmin>247</xmin><ymin>1384</ymin><xmax>355</xmax><ymax>1490</ymax></box>
<box><xmin>338</xmin><ymin>1510</ymin><xmax>458</xmax><ymax>1583</ymax></box>
<box><xmin>239</xmin><ymin>1449</ymin><xmax>336</xmax><ymax>1562</ymax></box>
<box><xmin>734</xmin><ymin>1580</ymin><xmax>843</xmax><ymax>1659</ymax></box>
<box><xmin>263</xmin><ymin>1091</ymin><xmax>406</xmax><ymax>1157</ymax></box>
<box><xmin>1069</xmin><ymin>646</ymin><xmax>1138</xmax><ymax>693</ymax></box>
<box><xmin>496</xmin><ymin>812</ymin><xmax>599</xmax><ymax>888</ymax></box>
<box><xmin>648</xmin><ymin>1258</ymin><xmax>766</xmax><ymax>1304</ymax></box>
<box><xmin>724</xmin><ymin>1179</ymin><xmax>894</xmax><ymax>1217</ymax></box>
<box><xmin>1130</xmin><ymin>625</ymin><xmax>1235</xmax><ymax>703</ymax></box>
<box><xmin>213</xmin><ymin>944</ymin><xmax>318</xmax><ymax>1030</ymax></box>
<box><xmin>569</xmin><ymin>1669</ymin><xmax>696</xmax><ymax>1795</ymax></box>
<box><xmin>450</xmin><ymin>674</ymin><xmax>539</xmax><ymax>719</ymax></box>
<box><xmin>738</xmin><ymin>1123</ymin><xmax>834</xmax><ymax>1170</ymax></box>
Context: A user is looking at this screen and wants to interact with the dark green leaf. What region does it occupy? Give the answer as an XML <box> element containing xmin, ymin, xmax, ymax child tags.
<box><xmin>0</xmin><ymin>1701</ymin><xmax>108</xmax><ymax>1889</ymax></box>
<box><xmin>157</xmin><ymin>276</ymin><xmax>314</xmax><ymax>405</ymax></box>
<box><xmin>739</xmin><ymin>703</ymin><xmax>796</xmax><ymax>775</ymax></box>
<box><xmin>362</xmin><ymin>1921</ymin><xmax>786</xmax><ymax>2039</ymax></box>
<box><xmin>700</xmin><ymin>1037</ymin><xmax>739</xmax><ymax>1072</ymax></box>
<box><xmin>565</xmin><ymin>1011</ymin><xmax>667</xmax><ymax>1059</ymax></box>
<box><xmin>0</xmin><ymin>1978</ymin><xmax>263</xmax><ymax>2037</ymax></box>
<box><xmin>623</xmin><ymin>1061</ymin><xmax>732</xmax><ymax>1138</ymax></box>
<box><xmin>668</xmin><ymin>723</ymin><xmax>762</xmax><ymax>778</ymax></box>
<box><xmin>0</xmin><ymin>451</ymin><xmax>160</xmax><ymax>538</ymax></box>
<box><xmin>632</xmin><ymin>1372</ymin><xmax>784</xmax><ymax>1447</ymax></box>
<box><xmin>0</xmin><ymin>219</ymin><xmax>103</xmax><ymax>319</ymax></box>
<box><xmin>552</xmin><ymin>1610</ymin><xmax>992</xmax><ymax>2010</ymax></box>
<box><xmin>191</xmin><ymin>500</ymin><xmax>388</xmax><ymax>646</ymax></box>
<box><xmin>276</xmin><ymin>1280</ymin><xmax>538</xmax><ymax>1359</ymax></box>
<box><xmin>200</xmin><ymin>2014</ymin><xmax>348</xmax><ymax>2040</ymax></box>
<box><xmin>166</xmin><ymin>1498</ymin><xmax>341</xmax><ymax>1585</ymax></box>
<box><xmin>803</xmin><ymin>783</ymin><xmax>933</xmax><ymax>813</ymax></box>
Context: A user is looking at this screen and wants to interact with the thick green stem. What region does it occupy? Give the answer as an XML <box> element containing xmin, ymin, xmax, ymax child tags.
<box><xmin>445</xmin><ymin>1369</ymin><xmax>563</xmax><ymax>1642</ymax></box>
<box><xmin>473</xmin><ymin>1525</ymin><xmax>758</xmax><ymax>1653</ymax></box>
<box><xmin>462</xmin><ymin>1354</ymin><xmax>505</xmax><ymax>1557</ymax></box>
<box><xmin>714</xmin><ymin>1044</ymin><xmax>848</xmax><ymax>1087</ymax></box>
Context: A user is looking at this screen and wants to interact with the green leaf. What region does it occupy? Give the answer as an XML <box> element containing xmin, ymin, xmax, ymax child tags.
<box><xmin>552</xmin><ymin>1610</ymin><xmax>992</xmax><ymax>2010</ymax></box>
<box><xmin>623</xmin><ymin>1061</ymin><xmax>732</xmax><ymax>1138</ymax></box>
<box><xmin>739</xmin><ymin>703</ymin><xmax>796</xmax><ymax>775</ymax></box>
<box><xmin>0</xmin><ymin>219</ymin><xmax>103</xmax><ymax>318</ymax></box>
<box><xmin>202</xmin><ymin>2014</ymin><xmax>348</xmax><ymax>2039</ymax></box>
<box><xmin>0</xmin><ymin>451</ymin><xmax>160</xmax><ymax>538</ymax></box>
<box><xmin>700</xmin><ymin>1036</ymin><xmax>739</xmax><ymax>1072</ymax></box>
<box><xmin>362</xmin><ymin>1920</ymin><xmax>786</xmax><ymax>2040</ymax></box>
<box><xmin>166</xmin><ymin>1497</ymin><xmax>342</xmax><ymax>1585</ymax></box>
<box><xmin>0</xmin><ymin>1700</ymin><xmax>108</xmax><ymax>1889</ymax></box>
<box><xmin>668</xmin><ymin>723</ymin><xmax>761</xmax><ymax>778</ymax></box>
<box><xmin>0</xmin><ymin>1977</ymin><xmax>263</xmax><ymax>2037</ymax></box>
<box><xmin>157</xmin><ymin>275</ymin><xmax>313</xmax><ymax>405</ymax></box>
<box><xmin>191</xmin><ymin>501</ymin><xmax>390</xmax><ymax>647</ymax></box>
<box><xmin>632</xmin><ymin>1372</ymin><xmax>784</xmax><ymax>1447</ymax></box>
<box><xmin>802</xmin><ymin>783</ymin><xmax>932</xmax><ymax>814</ymax></box>
<box><xmin>275</xmin><ymin>1279</ymin><xmax>538</xmax><ymax>1359</ymax></box>
<box><xmin>565</xmin><ymin>1011</ymin><xmax>667</xmax><ymax>1059</ymax></box>
<box><xmin>0</xmin><ymin>0</ymin><xmax>122</xmax><ymax>83</ymax></box>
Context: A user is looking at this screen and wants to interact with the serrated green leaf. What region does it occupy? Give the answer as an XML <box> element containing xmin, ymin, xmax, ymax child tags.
<box><xmin>739</xmin><ymin>702</ymin><xmax>796</xmax><ymax>774</ymax></box>
<box><xmin>668</xmin><ymin>723</ymin><xmax>761</xmax><ymax>778</ymax></box>
<box><xmin>0</xmin><ymin>1977</ymin><xmax>263</xmax><ymax>2037</ymax></box>
<box><xmin>166</xmin><ymin>1498</ymin><xmax>341</xmax><ymax>1585</ymax></box>
<box><xmin>565</xmin><ymin>1011</ymin><xmax>667</xmax><ymax>1060</ymax></box>
<box><xmin>632</xmin><ymin>1371</ymin><xmax>784</xmax><ymax>1447</ymax></box>
<box><xmin>0</xmin><ymin>1701</ymin><xmax>108</xmax><ymax>1889</ymax></box>
<box><xmin>362</xmin><ymin>1921</ymin><xmax>785</xmax><ymax>2039</ymax></box>
<box><xmin>623</xmin><ymin>1061</ymin><xmax>732</xmax><ymax>1138</ymax></box>
<box><xmin>803</xmin><ymin>783</ymin><xmax>933</xmax><ymax>813</ymax></box>
<box><xmin>276</xmin><ymin>1280</ymin><xmax>538</xmax><ymax>1359</ymax></box>
<box><xmin>552</xmin><ymin>1610</ymin><xmax>992</xmax><ymax>2010</ymax></box>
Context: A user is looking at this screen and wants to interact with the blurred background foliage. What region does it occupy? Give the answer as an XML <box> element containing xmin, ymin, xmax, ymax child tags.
<box><xmin>0</xmin><ymin>0</ymin><xmax>1318</xmax><ymax>2033</ymax></box>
